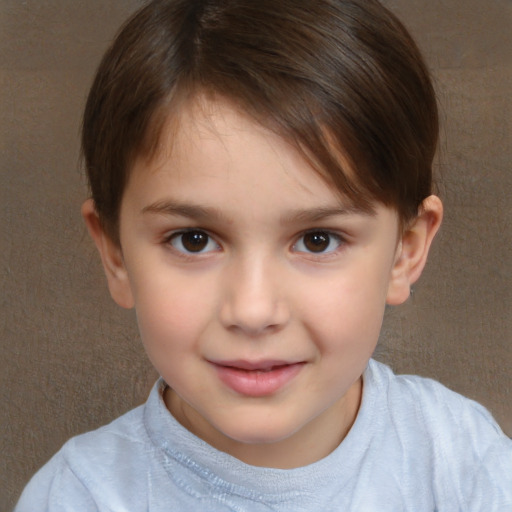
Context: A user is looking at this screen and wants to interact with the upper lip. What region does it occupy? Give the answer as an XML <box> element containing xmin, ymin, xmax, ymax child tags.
<box><xmin>210</xmin><ymin>359</ymin><xmax>301</xmax><ymax>371</ymax></box>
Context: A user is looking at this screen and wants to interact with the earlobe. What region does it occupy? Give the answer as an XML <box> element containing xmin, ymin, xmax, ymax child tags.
<box><xmin>81</xmin><ymin>199</ymin><xmax>135</xmax><ymax>309</ymax></box>
<box><xmin>386</xmin><ymin>195</ymin><xmax>443</xmax><ymax>305</ymax></box>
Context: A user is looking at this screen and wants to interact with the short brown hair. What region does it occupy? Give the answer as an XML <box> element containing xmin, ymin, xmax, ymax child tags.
<box><xmin>82</xmin><ymin>0</ymin><xmax>438</xmax><ymax>242</ymax></box>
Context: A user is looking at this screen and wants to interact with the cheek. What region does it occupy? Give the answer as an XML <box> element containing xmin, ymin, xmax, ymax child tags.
<box><xmin>300</xmin><ymin>269</ymin><xmax>388</xmax><ymax>352</ymax></box>
<box><xmin>130</xmin><ymin>270</ymin><xmax>219</xmax><ymax>356</ymax></box>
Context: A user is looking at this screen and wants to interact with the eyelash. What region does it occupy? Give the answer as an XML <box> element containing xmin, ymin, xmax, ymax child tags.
<box><xmin>164</xmin><ymin>229</ymin><xmax>346</xmax><ymax>257</ymax></box>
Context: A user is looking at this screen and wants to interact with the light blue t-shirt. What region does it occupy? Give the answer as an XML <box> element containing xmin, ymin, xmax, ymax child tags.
<box><xmin>15</xmin><ymin>360</ymin><xmax>512</xmax><ymax>511</ymax></box>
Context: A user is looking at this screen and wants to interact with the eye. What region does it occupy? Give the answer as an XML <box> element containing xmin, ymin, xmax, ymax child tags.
<box><xmin>168</xmin><ymin>230</ymin><xmax>220</xmax><ymax>254</ymax></box>
<box><xmin>293</xmin><ymin>231</ymin><xmax>343</xmax><ymax>254</ymax></box>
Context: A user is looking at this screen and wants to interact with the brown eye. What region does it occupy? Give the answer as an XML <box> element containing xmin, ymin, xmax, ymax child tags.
<box><xmin>170</xmin><ymin>230</ymin><xmax>219</xmax><ymax>254</ymax></box>
<box><xmin>294</xmin><ymin>231</ymin><xmax>342</xmax><ymax>254</ymax></box>
<box><xmin>303</xmin><ymin>232</ymin><xmax>329</xmax><ymax>252</ymax></box>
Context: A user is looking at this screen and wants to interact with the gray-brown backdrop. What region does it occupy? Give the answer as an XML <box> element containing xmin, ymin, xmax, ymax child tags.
<box><xmin>2</xmin><ymin>0</ymin><xmax>511</xmax><ymax>509</ymax></box>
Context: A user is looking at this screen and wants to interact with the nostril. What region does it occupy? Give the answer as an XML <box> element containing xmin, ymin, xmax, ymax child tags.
<box><xmin>219</xmin><ymin>297</ymin><xmax>289</xmax><ymax>335</ymax></box>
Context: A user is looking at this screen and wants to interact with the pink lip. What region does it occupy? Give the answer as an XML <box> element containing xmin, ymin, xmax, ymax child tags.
<box><xmin>210</xmin><ymin>360</ymin><xmax>305</xmax><ymax>397</ymax></box>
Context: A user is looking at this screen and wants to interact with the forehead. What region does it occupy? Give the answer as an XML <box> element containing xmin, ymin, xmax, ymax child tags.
<box><xmin>130</xmin><ymin>96</ymin><xmax>375</xmax><ymax>213</ymax></box>
<box><xmin>128</xmin><ymin>97</ymin><xmax>356</xmax><ymax>212</ymax></box>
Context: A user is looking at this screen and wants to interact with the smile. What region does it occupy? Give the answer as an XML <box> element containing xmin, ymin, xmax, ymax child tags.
<box><xmin>210</xmin><ymin>360</ymin><xmax>306</xmax><ymax>397</ymax></box>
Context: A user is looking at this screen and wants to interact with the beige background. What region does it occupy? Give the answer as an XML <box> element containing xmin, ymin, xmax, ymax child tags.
<box><xmin>1</xmin><ymin>0</ymin><xmax>511</xmax><ymax>509</ymax></box>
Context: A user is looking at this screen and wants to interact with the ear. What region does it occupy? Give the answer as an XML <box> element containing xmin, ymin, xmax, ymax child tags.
<box><xmin>81</xmin><ymin>199</ymin><xmax>135</xmax><ymax>309</ymax></box>
<box><xmin>386</xmin><ymin>195</ymin><xmax>443</xmax><ymax>305</ymax></box>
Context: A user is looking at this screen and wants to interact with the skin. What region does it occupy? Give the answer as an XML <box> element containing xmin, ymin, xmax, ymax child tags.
<box><xmin>83</xmin><ymin>97</ymin><xmax>442</xmax><ymax>469</ymax></box>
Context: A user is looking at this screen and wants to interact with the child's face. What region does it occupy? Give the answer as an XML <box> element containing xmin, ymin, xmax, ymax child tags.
<box><xmin>97</xmin><ymin>98</ymin><xmax>416</xmax><ymax>467</ymax></box>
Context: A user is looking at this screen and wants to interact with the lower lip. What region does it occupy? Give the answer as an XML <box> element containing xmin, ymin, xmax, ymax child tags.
<box><xmin>214</xmin><ymin>363</ymin><xmax>304</xmax><ymax>397</ymax></box>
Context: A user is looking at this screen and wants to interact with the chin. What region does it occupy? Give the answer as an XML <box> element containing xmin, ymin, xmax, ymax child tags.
<box><xmin>216</xmin><ymin>414</ymin><xmax>303</xmax><ymax>446</ymax></box>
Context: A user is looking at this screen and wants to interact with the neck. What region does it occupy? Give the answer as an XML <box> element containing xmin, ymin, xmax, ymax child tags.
<box><xmin>164</xmin><ymin>378</ymin><xmax>362</xmax><ymax>469</ymax></box>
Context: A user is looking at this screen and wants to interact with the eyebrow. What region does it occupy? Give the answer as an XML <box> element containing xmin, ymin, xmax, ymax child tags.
<box><xmin>282</xmin><ymin>205</ymin><xmax>376</xmax><ymax>223</ymax></box>
<box><xmin>141</xmin><ymin>201</ymin><xmax>224</xmax><ymax>221</ymax></box>
<box><xmin>141</xmin><ymin>200</ymin><xmax>375</xmax><ymax>223</ymax></box>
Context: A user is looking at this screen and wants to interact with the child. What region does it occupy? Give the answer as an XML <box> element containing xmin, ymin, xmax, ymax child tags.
<box><xmin>16</xmin><ymin>0</ymin><xmax>512</xmax><ymax>510</ymax></box>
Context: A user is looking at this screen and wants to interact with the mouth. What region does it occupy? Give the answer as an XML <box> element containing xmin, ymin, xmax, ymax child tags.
<box><xmin>210</xmin><ymin>359</ymin><xmax>306</xmax><ymax>397</ymax></box>
<box><xmin>216</xmin><ymin>359</ymin><xmax>297</xmax><ymax>371</ymax></box>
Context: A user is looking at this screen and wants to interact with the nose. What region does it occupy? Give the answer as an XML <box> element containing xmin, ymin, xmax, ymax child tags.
<box><xmin>219</xmin><ymin>255</ymin><xmax>290</xmax><ymax>336</ymax></box>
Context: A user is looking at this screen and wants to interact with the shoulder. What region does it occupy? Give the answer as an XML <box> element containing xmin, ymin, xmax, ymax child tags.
<box><xmin>367</xmin><ymin>359</ymin><xmax>505</xmax><ymax>443</ymax></box>
<box><xmin>15</xmin><ymin>393</ymin><xmax>155</xmax><ymax>512</ymax></box>
<box><xmin>14</xmin><ymin>447</ymin><xmax>100</xmax><ymax>512</ymax></box>
<box><xmin>365</xmin><ymin>360</ymin><xmax>512</xmax><ymax>508</ymax></box>
<box><xmin>66</xmin><ymin>402</ymin><xmax>153</xmax><ymax>479</ymax></box>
